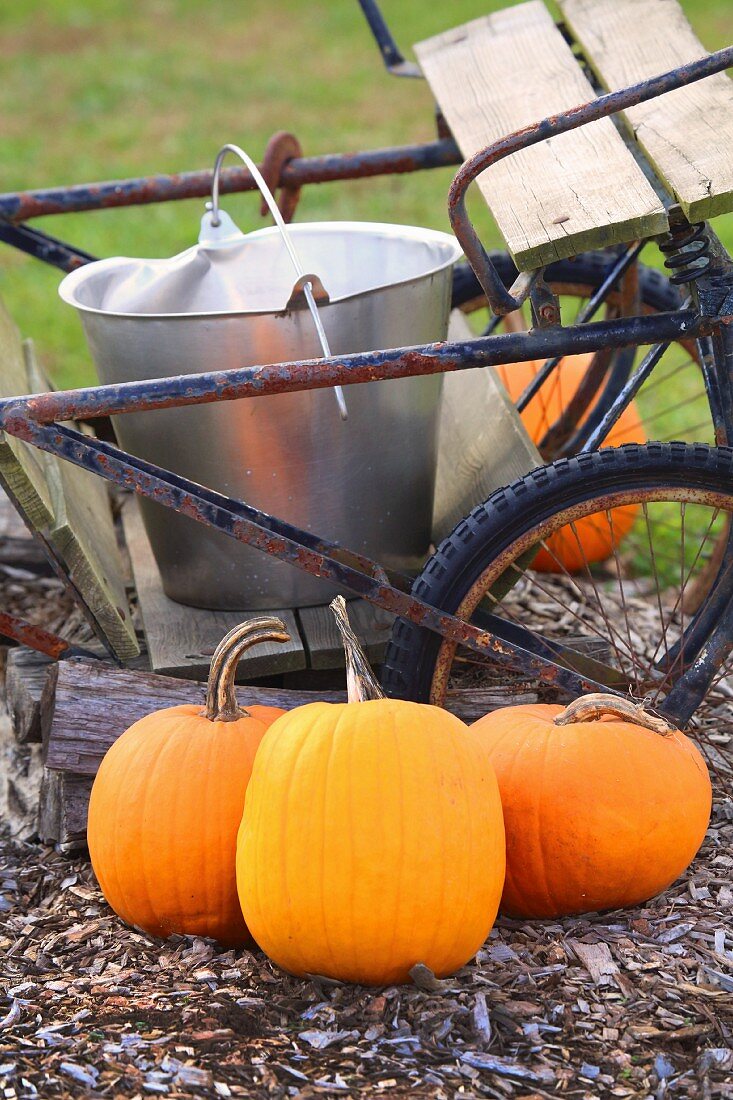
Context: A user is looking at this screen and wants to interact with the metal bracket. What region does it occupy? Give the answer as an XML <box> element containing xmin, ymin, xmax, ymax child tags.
<box><xmin>529</xmin><ymin>275</ymin><xmax>562</xmax><ymax>328</ymax></box>
<box><xmin>286</xmin><ymin>274</ymin><xmax>331</xmax><ymax>311</ymax></box>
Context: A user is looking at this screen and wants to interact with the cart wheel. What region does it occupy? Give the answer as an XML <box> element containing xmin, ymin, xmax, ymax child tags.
<box><xmin>382</xmin><ymin>442</ymin><xmax>733</xmax><ymax>736</ymax></box>
<box><xmin>451</xmin><ymin>253</ymin><xmax>712</xmax><ymax>455</ymax></box>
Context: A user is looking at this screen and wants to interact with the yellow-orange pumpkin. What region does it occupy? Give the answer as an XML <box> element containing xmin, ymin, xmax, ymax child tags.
<box><xmin>88</xmin><ymin>617</ymin><xmax>290</xmax><ymax>946</ymax></box>
<box><xmin>237</xmin><ymin>597</ymin><xmax>506</xmax><ymax>985</ymax></box>
<box><xmin>472</xmin><ymin>694</ymin><xmax>711</xmax><ymax>918</ymax></box>
<box><xmin>497</xmin><ymin>354</ymin><xmax>646</xmax><ymax>571</ymax></box>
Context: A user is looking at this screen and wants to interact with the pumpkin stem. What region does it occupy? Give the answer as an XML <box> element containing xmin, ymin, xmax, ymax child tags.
<box><xmin>330</xmin><ymin>596</ymin><xmax>385</xmax><ymax>703</ymax></box>
<box><xmin>554</xmin><ymin>693</ymin><xmax>675</xmax><ymax>736</ymax></box>
<box><xmin>204</xmin><ymin>617</ymin><xmax>290</xmax><ymax>722</ymax></box>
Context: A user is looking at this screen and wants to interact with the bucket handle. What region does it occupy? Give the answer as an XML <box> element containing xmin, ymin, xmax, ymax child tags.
<box><xmin>208</xmin><ymin>143</ymin><xmax>348</xmax><ymax>421</ymax></box>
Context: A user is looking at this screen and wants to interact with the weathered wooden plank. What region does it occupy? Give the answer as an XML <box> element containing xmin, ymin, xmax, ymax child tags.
<box><xmin>45</xmin><ymin>658</ymin><xmax>539</xmax><ymax>777</ymax></box>
<box><xmin>414</xmin><ymin>1</ymin><xmax>667</xmax><ymax>270</ymax></box>
<box><xmin>298</xmin><ymin>599</ymin><xmax>394</xmax><ymax>670</ymax></box>
<box><xmin>5</xmin><ymin>647</ymin><xmax>57</xmax><ymax>745</ymax></box>
<box><xmin>433</xmin><ymin>311</ymin><xmax>542</xmax><ymax>543</ymax></box>
<box><xmin>23</xmin><ymin>343</ymin><xmax>139</xmax><ymax>660</ymax></box>
<box><xmin>559</xmin><ymin>0</ymin><xmax>733</xmax><ymax>222</ymax></box>
<box><xmin>121</xmin><ymin>497</ymin><xmax>306</xmax><ymax>679</ymax></box>
<box><xmin>0</xmin><ymin>307</ymin><xmax>55</xmax><ymax>531</ymax></box>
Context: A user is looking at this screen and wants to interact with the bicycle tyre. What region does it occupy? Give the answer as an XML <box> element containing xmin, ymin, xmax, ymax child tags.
<box><xmin>450</xmin><ymin>252</ymin><xmax>682</xmax><ymax>315</ymax></box>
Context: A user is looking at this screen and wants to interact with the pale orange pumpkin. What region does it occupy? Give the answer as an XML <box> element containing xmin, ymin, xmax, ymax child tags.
<box><xmin>237</xmin><ymin>597</ymin><xmax>506</xmax><ymax>985</ymax></box>
<box><xmin>472</xmin><ymin>694</ymin><xmax>711</xmax><ymax>918</ymax></box>
<box><xmin>88</xmin><ymin>617</ymin><xmax>290</xmax><ymax>946</ymax></box>
<box><xmin>497</xmin><ymin>354</ymin><xmax>645</xmax><ymax>571</ymax></box>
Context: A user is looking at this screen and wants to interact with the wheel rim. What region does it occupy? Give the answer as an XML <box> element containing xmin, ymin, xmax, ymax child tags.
<box><xmin>428</xmin><ymin>484</ymin><xmax>733</xmax><ymax>734</ymax></box>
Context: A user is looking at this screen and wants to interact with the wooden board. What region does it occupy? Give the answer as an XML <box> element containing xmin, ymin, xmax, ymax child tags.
<box><xmin>298</xmin><ymin>599</ymin><xmax>394</xmax><ymax>670</ymax></box>
<box><xmin>559</xmin><ymin>0</ymin><xmax>733</xmax><ymax>222</ymax></box>
<box><xmin>45</xmin><ymin>658</ymin><xmax>538</xmax><ymax>777</ymax></box>
<box><xmin>121</xmin><ymin>496</ymin><xmax>305</xmax><ymax>679</ymax></box>
<box><xmin>0</xmin><ymin>308</ymin><xmax>54</xmax><ymax>531</ymax></box>
<box><xmin>414</xmin><ymin>1</ymin><xmax>667</xmax><ymax>270</ymax></box>
<box><xmin>433</xmin><ymin>311</ymin><xmax>542</xmax><ymax>543</ymax></box>
<box><xmin>0</xmin><ymin>299</ymin><xmax>138</xmax><ymax>661</ymax></box>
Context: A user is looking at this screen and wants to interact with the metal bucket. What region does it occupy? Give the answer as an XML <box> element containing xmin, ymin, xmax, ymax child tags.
<box><xmin>60</xmin><ymin>220</ymin><xmax>461</xmax><ymax>609</ymax></box>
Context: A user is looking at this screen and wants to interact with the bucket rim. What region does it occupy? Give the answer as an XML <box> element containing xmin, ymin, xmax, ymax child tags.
<box><xmin>58</xmin><ymin>220</ymin><xmax>464</xmax><ymax>320</ymax></box>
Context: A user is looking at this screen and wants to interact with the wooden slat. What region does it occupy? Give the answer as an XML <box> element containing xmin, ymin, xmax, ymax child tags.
<box><xmin>24</xmin><ymin>344</ymin><xmax>139</xmax><ymax>661</ymax></box>
<box><xmin>121</xmin><ymin>497</ymin><xmax>305</xmax><ymax>679</ymax></box>
<box><xmin>433</xmin><ymin>311</ymin><xmax>542</xmax><ymax>543</ymax></box>
<box><xmin>46</xmin><ymin>658</ymin><xmax>539</xmax><ymax>777</ymax></box>
<box><xmin>298</xmin><ymin>599</ymin><xmax>394</xmax><ymax>670</ymax></box>
<box><xmin>0</xmin><ymin>308</ymin><xmax>54</xmax><ymax>531</ymax></box>
<box><xmin>414</xmin><ymin>1</ymin><xmax>667</xmax><ymax>269</ymax></box>
<box><xmin>559</xmin><ymin>0</ymin><xmax>733</xmax><ymax>221</ymax></box>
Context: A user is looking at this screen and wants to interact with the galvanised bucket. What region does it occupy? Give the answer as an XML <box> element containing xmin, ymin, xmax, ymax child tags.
<box><xmin>60</xmin><ymin>220</ymin><xmax>461</xmax><ymax>609</ymax></box>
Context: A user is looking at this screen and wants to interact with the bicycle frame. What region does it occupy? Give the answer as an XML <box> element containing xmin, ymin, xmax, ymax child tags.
<box><xmin>0</xmin><ymin>42</ymin><xmax>732</xmax><ymax>727</ymax></box>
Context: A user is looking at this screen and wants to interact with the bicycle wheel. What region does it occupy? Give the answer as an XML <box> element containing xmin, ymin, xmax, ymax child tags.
<box><xmin>451</xmin><ymin>254</ymin><xmax>713</xmax><ymax>456</ymax></box>
<box><xmin>383</xmin><ymin>443</ymin><xmax>733</xmax><ymax>749</ymax></box>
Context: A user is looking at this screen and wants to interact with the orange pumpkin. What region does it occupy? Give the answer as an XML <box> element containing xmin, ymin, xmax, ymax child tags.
<box><xmin>497</xmin><ymin>354</ymin><xmax>646</xmax><ymax>571</ymax></box>
<box><xmin>237</xmin><ymin>597</ymin><xmax>506</xmax><ymax>985</ymax></box>
<box><xmin>88</xmin><ymin>617</ymin><xmax>290</xmax><ymax>946</ymax></box>
<box><xmin>472</xmin><ymin>694</ymin><xmax>711</xmax><ymax>918</ymax></box>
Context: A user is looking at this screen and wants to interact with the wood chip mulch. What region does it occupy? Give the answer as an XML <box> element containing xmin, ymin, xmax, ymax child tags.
<box><xmin>1</xmin><ymin>793</ymin><xmax>732</xmax><ymax>1100</ymax></box>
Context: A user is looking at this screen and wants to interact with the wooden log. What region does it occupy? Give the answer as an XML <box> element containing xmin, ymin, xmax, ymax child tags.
<box><xmin>45</xmin><ymin>658</ymin><xmax>540</xmax><ymax>777</ymax></box>
<box><xmin>37</xmin><ymin>771</ymin><xmax>93</xmax><ymax>853</ymax></box>
<box><xmin>5</xmin><ymin>647</ymin><xmax>57</xmax><ymax>745</ymax></box>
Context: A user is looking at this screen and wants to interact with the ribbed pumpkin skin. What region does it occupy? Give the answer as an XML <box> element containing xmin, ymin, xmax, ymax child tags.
<box><xmin>472</xmin><ymin>704</ymin><xmax>711</xmax><ymax>918</ymax></box>
<box><xmin>497</xmin><ymin>354</ymin><xmax>645</xmax><ymax>572</ymax></box>
<box><xmin>237</xmin><ymin>699</ymin><xmax>506</xmax><ymax>985</ymax></box>
<box><xmin>88</xmin><ymin>703</ymin><xmax>282</xmax><ymax>946</ymax></box>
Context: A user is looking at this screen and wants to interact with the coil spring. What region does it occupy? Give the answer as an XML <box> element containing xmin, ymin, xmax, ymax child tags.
<box><xmin>659</xmin><ymin>220</ymin><xmax>712</xmax><ymax>284</ymax></box>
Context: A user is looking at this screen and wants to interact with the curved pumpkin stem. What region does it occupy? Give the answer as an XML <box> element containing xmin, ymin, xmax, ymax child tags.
<box><xmin>204</xmin><ymin>617</ymin><xmax>291</xmax><ymax>722</ymax></box>
<box><xmin>330</xmin><ymin>596</ymin><xmax>385</xmax><ymax>703</ymax></box>
<box><xmin>554</xmin><ymin>693</ymin><xmax>674</xmax><ymax>736</ymax></box>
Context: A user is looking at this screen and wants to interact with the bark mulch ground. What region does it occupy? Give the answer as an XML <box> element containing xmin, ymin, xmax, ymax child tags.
<box><xmin>1</xmin><ymin>794</ymin><xmax>731</xmax><ymax>1100</ymax></box>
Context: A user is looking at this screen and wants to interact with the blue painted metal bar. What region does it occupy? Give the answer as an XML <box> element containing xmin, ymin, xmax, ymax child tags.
<box><xmin>0</xmin><ymin>140</ymin><xmax>460</xmax><ymax>224</ymax></box>
<box><xmin>0</xmin><ymin>414</ymin><xmax>619</xmax><ymax>699</ymax></box>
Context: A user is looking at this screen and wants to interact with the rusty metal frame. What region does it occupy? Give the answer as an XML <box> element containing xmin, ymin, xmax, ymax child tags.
<box><xmin>0</xmin><ymin>46</ymin><xmax>732</xmax><ymax>724</ymax></box>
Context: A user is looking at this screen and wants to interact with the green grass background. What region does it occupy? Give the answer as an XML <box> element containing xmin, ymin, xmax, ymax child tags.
<box><xmin>0</xmin><ymin>0</ymin><xmax>731</xmax><ymax>389</ymax></box>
